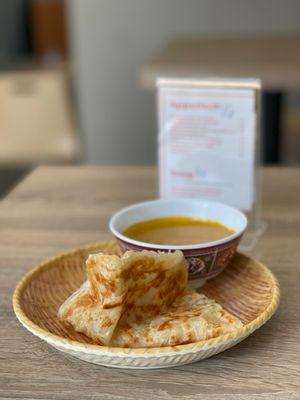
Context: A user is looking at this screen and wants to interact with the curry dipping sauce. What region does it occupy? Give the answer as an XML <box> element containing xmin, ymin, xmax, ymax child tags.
<box><xmin>123</xmin><ymin>216</ymin><xmax>235</xmax><ymax>246</ymax></box>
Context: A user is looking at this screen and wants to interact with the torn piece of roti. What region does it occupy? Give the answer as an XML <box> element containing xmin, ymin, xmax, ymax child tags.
<box><xmin>111</xmin><ymin>291</ymin><xmax>243</xmax><ymax>348</ymax></box>
<box><xmin>58</xmin><ymin>254</ymin><xmax>127</xmax><ymax>345</ymax></box>
<box><xmin>58</xmin><ymin>250</ymin><xmax>187</xmax><ymax>345</ymax></box>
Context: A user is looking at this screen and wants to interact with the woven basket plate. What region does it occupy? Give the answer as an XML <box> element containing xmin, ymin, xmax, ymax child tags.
<box><xmin>13</xmin><ymin>240</ymin><xmax>280</xmax><ymax>369</ymax></box>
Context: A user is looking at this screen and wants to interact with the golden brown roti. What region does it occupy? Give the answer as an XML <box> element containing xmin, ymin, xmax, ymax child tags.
<box><xmin>58</xmin><ymin>250</ymin><xmax>187</xmax><ymax>345</ymax></box>
<box><xmin>58</xmin><ymin>250</ymin><xmax>242</xmax><ymax>347</ymax></box>
<box><xmin>111</xmin><ymin>290</ymin><xmax>242</xmax><ymax>347</ymax></box>
<box><xmin>58</xmin><ymin>254</ymin><xmax>127</xmax><ymax>344</ymax></box>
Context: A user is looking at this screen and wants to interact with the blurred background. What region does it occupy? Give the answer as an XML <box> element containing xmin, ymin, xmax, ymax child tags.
<box><xmin>1</xmin><ymin>0</ymin><xmax>300</xmax><ymax>196</ymax></box>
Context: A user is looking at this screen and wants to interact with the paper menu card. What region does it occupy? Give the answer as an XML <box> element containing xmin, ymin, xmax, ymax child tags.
<box><xmin>157</xmin><ymin>78</ymin><xmax>261</xmax><ymax>212</ymax></box>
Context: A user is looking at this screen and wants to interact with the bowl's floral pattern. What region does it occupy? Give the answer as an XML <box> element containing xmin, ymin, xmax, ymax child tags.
<box><xmin>117</xmin><ymin>236</ymin><xmax>242</xmax><ymax>281</ymax></box>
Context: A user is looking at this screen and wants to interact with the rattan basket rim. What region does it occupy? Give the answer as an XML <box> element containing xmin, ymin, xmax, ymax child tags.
<box><xmin>13</xmin><ymin>240</ymin><xmax>280</xmax><ymax>356</ymax></box>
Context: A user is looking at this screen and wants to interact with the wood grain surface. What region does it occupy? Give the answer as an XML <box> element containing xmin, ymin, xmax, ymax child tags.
<box><xmin>1</xmin><ymin>166</ymin><xmax>300</xmax><ymax>399</ymax></box>
<box><xmin>140</xmin><ymin>36</ymin><xmax>300</xmax><ymax>90</ymax></box>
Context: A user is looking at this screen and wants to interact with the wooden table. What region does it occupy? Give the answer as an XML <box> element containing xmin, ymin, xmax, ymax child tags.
<box><xmin>1</xmin><ymin>166</ymin><xmax>300</xmax><ymax>400</ymax></box>
<box><xmin>140</xmin><ymin>36</ymin><xmax>300</xmax><ymax>163</ymax></box>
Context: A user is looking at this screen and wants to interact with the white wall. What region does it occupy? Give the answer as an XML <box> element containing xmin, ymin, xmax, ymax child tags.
<box><xmin>67</xmin><ymin>0</ymin><xmax>300</xmax><ymax>164</ymax></box>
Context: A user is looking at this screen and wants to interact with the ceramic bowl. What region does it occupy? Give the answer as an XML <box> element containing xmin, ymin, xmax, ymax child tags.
<box><xmin>109</xmin><ymin>199</ymin><xmax>247</xmax><ymax>288</ymax></box>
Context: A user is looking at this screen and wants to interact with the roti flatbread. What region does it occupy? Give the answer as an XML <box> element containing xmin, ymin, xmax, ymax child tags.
<box><xmin>58</xmin><ymin>250</ymin><xmax>187</xmax><ymax>345</ymax></box>
<box><xmin>58</xmin><ymin>253</ymin><xmax>127</xmax><ymax>344</ymax></box>
<box><xmin>111</xmin><ymin>290</ymin><xmax>242</xmax><ymax>347</ymax></box>
<box><xmin>58</xmin><ymin>250</ymin><xmax>242</xmax><ymax>347</ymax></box>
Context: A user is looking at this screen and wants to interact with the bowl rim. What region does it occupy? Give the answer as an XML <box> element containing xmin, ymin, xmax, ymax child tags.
<box><xmin>109</xmin><ymin>199</ymin><xmax>248</xmax><ymax>250</ymax></box>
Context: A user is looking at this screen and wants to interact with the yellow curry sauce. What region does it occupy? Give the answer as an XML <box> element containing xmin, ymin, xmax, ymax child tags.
<box><xmin>123</xmin><ymin>216</ymin><xmax>235</xmax><ymax>246</ymax></box>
